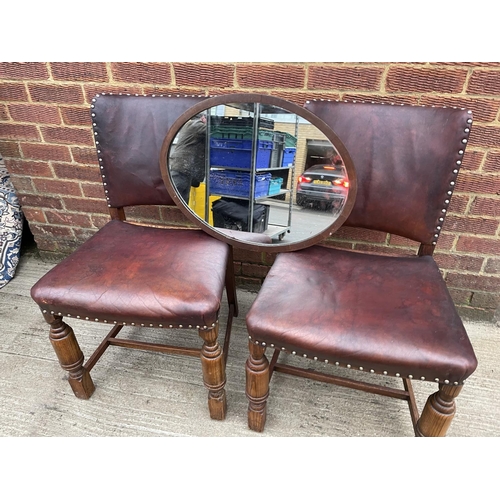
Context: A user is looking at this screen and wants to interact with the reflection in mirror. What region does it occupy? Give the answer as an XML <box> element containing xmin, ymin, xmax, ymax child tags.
<box><xmin>166</xmin><ymin>99</ymin><xmax>353</xmax><ymax>248</ymax></box>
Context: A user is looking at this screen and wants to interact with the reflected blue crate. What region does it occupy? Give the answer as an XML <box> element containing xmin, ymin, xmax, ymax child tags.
<box><xmin>209</xmin><ymin>170</ymin><xmax>271</xmax><ymax>198</ymax></box>
<box><xmin>210</xmin><ymin>139</ymin><xmax>273</xmax><ymax>170</ymax></box>
<box><xmin>268</xmin><ymin>177</ymin><xmax>283</xmax><ymax>196</ymax></box>
<box><xmin>211</xmin><ymin>127</ymin><xmax>275</xmax><ymax>141</ymax></box>
<box><xmin>282</xmin><ymin>147</ymin><xmax>296</xmax><ymax>167</ymax></box>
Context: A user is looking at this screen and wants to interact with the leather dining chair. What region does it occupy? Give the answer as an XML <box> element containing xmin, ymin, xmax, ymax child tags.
<box><xmin>245</xmin><ymin>99</ymin><xmax>478</xmax><ymax>436</ymax></box>
<box><xmin>31</xmin><ymin>93</ymin><xmax>238</xmax><ymax>420</ymax></box>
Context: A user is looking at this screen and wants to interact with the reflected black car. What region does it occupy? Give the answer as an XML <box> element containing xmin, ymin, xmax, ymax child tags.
<box><xmin>296</xmin><ymin>164</ymin><xmax>349</xmax><ymax>209</ymax></box>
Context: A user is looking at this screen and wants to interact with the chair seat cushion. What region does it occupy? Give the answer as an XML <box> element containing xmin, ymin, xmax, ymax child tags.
<box><xmin>246</xmin><ymin>246</ymin><xmax>477</xmax><ymax>385</ymax></box>
<box><xmin>31</xmin><ymin>220</ymin><xmax>229</xmax><ymax>328</ymax></box>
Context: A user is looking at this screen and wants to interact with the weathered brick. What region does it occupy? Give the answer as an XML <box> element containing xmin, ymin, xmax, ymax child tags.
<box><xmin>232</xmin><ymin>247</ymin><xmax>269</xmax><ymax>265</ymax></box>
<box><xmin>173</xmin><ymin>63</ymin><xmax>234</xmax><ymax>87</ymax></box>
<box><xmin>468</xmin><ymin>124</ymin><xmax>500</xmax><ymax>148</ymax></box>
<box><xmin>389</xmin><ymin>235</ymin><xmax>421</xmax><ymax>248</ymax></box>
<box><xmin>467</xmin><ymin>70</ymin><xmax>500</xmax><ymax>96</ymax></box>
<box><xmin>60</xmin><ymin>106</ymin><xmax>92</xmax><ymax>126</ymax></box>
<box><xmin>448</xmin><ymin>194</ymin><xmax>470</xmax><ymax>214</ymax></box>
<box><xmin>308</xmin><ymin>65</ymin><xmax>384</xmax><ymax>91</ymax></box>
<box><xmin>442</xmin><ymin>214</ymin><xmax>499</xmax><ymax>235</ymax></box>
<box><xmin>0</xmin><ymin>123</ymin><xmax>40</xmax><ymax>141</ymax></box>
<box><xmin>445</xmin><ymin>272</ymin><xmax>500</xmax><ymax>293</ymax></box>
<box><xmin>242</xmin><ymin>263</ymin><xmax>270</xmax><ymax>279</ymax></box>
<box><xmin>9</xmin><ymin>175</ymin><xmax>34</xmax><ymax>193</ymax></box>
<box><xmin>461</xmin><ymin>150</ymin><xmax>483</xmax><ymax>171</ymax></box>
<box><xmin>62</xmin><ymin>197</ymin><xmax>108</xmax><ymax>214</ymax></box>
<box><xmin>83</xmin><ymin>84</ymin><xmax>144</xmax><ymax>103</ymax></box>
<box><xmin>30</xmin><ymin>223</ymin><xmax>74</xmax><ymax>239</ymax></box>
<box><xmin>0</xmin><ymin>62</ymin><xmax>49</xmax><ymax>80</ymax></box>
<box><xmin>18</xmin><ymin>194</ymin><xmax>63</xmax><ymax>209</ymax></box>
<box><xmin>456</xmin><ymin>235</ymin><xmax>500</xmax><ymax>255</ymax></box>
<box><xmin>71</xmin><ymin>147</ymin><xmax>99</xmax><ymax>165</ymax></box>
<box><xmin>484</xmin><ymin>258</ymin><xmax>500</xmax><ymax>274</ymax></box>
<box><xmin>352</xmin><ymin>243</ymin><xmax>415</xmax><ymax>256</ymax></box>
<box><xmin>32</xmin><ymin>236</ymin><xmax>57</xmax><ymax>253</ymax></box>
<box><xmin>0</xmin><ymin>141</ymin><xmax>21</xmax><ymax>158</ymax></box>
<box><xmin>0</xmin><ymin>82</ymin><xmax>28</xmax><ymax>102</ymax></box>
<box><xmin>0</xmin><ymin>103</ymin><xmax>8</xmax><ymax>121</ymax></box>
<box><xmin>124</xmin><ymin>205</ymin><xmax>161</xmax><ymax>220</ymax></box>
<box><xmin>320</xmin><ymin>239</ymin><xmax>354</xmax><ymax>251</ymax></box>
<box><xmin>455</xmin><ymin>172</ymin><xmax>500</xmax><ymax>195</ymax></box>
<box><xmin>386</xmin><ymin>66</ymin><xmax>468</xmax><ymax>93</ymax></box>
<box><xmin>33</xmin><ymin>178</ymin><xmax>82</xmax><ymax>197</ymax></box>
<box><xmin>448</xmin><ymin>288</ymin><xmax>473</xmax><ymax>305</ymax></box>
<box><xmin>419</xmin><ymin>95</ymin><xmax>498</xmax><ymax>122</ymax></box>
<box><xmin>111</xmin><ymin>62</ymin><xmax>172</xmax><ymax>84</ymax></box>
<box><xmin>90</xmin><ymin>214</ymin><xmax>110</xmax><ymax>228</ymax></box>
<box><xmin>433</xmin><ymin>253</ymin><xmax>484</xmax><ymax>272</ymax></box>
<box><xmin>40</xmin><ymin>126</ymin><xmax>94</xmax><ymax>146</ymax></box>
<box><xmin>45</xmin><ymin>210</ymin><xmax>92</xmax><ymax>227</ymax></box>
<box><xmin>332</xmin><ymin>226</ymin><xmax>387</xmax><ymax>243</ymax></box>
<box><xmin>237</xmin><ymin>64</ymin><xmax>305</xmax><ymax>89</ymax></box>
<box><xmin>50</xmin><ymin>62</ymin><xmax>108</xmax><ymax>82</ymax></box>
<box><xmin>159</xmin><ymin>206</ymin><xmax>192</xmax><ymax>225</ymax></box>
<box><xmin>53</xmin><ymin>163</ymin><xmax>101</xmax><ymax>182</ymax></box>
<box><xmin>343</xmin><ymin>93</ymin><xmax>418</xmax><ymax>105</ymax></box>
<box><xmin>21</xmin><ymin>207</ymin><xmax>46</xmax><ymax>223</ymax></box>
<box><xmin>73</xmin><ymin>227</ymin><xmax>98</xmax><ymax>242</ymax></box>
<box><xmin>28</xmin><ymin>84</ymin><xmax>85</xmax><ymax>104</ymax></box>
<box><xmin>434</xmin><ymin>233</ymin><xmax>456</xmax><ymax>250</ymax></box>
<box><xmin>81</xmin><ymin>183</ymin><xmax>105</xmax><ymax>199</ymax></box>
<box><xmin>433</xmin><ymin>62</ymin><xmax>500</xmax><ymax>68</ymax></box>
<box><xmin>20</xmin><ymin>143</ymin><xmax>72</xmax><ymax>162</ymax></box>
<box><xmin>469</xmin><ymin>197</ymin><xmax>500</xmax><ymax>217</ymax></box>
<box><xmin>270</xmin><ymin>91</ymin><xmax>342</xmax><ymax>105</ymax></box>
<box><xmin>470</xmin><ymin>291</ymin><xmax>500</xmax><ymax>309</ymax></box>
<box><xmin>8</xmin><ymin>104</ymin><xmax>61</xmax><ymax>124</ymax></box>
<box><xmin>4</xmin><ymin>158</ymin><xmax>52</xmax><ymax>177</ymax></box>
<box><xmin>484</xmin><ymin>151</ymin><xmax>500</xmax><ymax>173</ymax></box>
<box><xmin>143</xmin><ymin>85</ymin><xmax>206</xmax><ymax>96</ymax></box>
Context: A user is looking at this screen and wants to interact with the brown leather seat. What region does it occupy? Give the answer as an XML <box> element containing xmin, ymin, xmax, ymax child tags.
<box><xmin>31</xmin><ymin>94</ymin><xmax>238</xmax><ymax>420</ymax></box>
<box><xmin>247</xmin><ymin>248</ymin><xmax>476</xmax><ymax>384</ymax></box>
<box><xmin>31</xmin><ymin>220</ymin><xmax>229</xmax><ymax>328</ymax></box>
<box><xmin>245</xmin><ymin>100</ymin><xmax>478</xmax><ymax>436</ymax></box>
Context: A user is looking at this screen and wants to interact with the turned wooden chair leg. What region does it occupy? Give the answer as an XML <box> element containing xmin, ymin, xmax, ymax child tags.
<box><xmin>246</xmin><ymin>341</ymin><xmax>269</xmax><ymax>432</ymax></box>
<box><xmin>198</xmin><ymin>324</ymin><xmax>227</xmax><ymax>420</ymax></box>
<box><xmin>47</xmin><ymin>315</ymin><xmax>95</xmax><ymax>399</ymax></box>
<box><xmin>416</xmin><ymin>383</ymin><xmax>463</xmax><ymax>437</ymax></box>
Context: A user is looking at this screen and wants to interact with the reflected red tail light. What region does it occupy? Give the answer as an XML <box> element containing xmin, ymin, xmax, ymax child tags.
<box><xmin>333</xmin><ymin>179</ymin><xmax>349</xmax><ymax>188</ymax></box>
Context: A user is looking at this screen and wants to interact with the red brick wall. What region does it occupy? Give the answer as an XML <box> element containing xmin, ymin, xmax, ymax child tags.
<box><xmin>1</xmin><ymin>62</ymin><xmax>499</xmax><ymax>321</ymax></box>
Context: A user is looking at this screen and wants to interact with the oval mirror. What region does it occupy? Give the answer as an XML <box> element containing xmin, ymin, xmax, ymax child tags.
<box><xmin>160</xmin><ymin>93</ymin><xmax>357</xmax><ymax>252</ymax></box>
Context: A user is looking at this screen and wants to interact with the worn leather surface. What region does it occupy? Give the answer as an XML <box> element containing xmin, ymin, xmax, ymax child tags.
<box><xmin>31</xmin><ymin>220</ymin><xmax>229</xmax><ymax>327</ymax></box>
<box><xmin>92</xmin><ymin>94</ymin><xmax>209</xmax><ymax>208</ymax></box>
<box><xmin>304</xmin><ymin>100</ymin><xmax>471</xmax><ymax>245</ymax></box>
<box><xmin>246</xmin><ymin>246</ymin><xmax>478</xmax><ymax>384</ymax></box>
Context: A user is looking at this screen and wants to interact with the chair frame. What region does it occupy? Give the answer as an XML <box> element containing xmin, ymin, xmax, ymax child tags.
<box><xmin>246</xmin><ymin>99</ymin><xmax>475</xmax><ymax>436</ymax></box>
<box><xmin>34</xmin><ymin>93</ymin><xmax>239</xmax><ymax>420</ymax></box>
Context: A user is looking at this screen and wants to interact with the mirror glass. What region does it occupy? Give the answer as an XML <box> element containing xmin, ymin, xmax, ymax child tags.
<box><xmin>161</xmin><ymin>95</ymin><xmax>356</xmax><ymax>252</ymax></box>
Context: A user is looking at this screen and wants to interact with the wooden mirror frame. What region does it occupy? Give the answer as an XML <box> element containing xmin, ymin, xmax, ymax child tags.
<box><xmin>159</xmin><ymin>93</ymin><xmax>357</xmax><ymax>253</ymax></box>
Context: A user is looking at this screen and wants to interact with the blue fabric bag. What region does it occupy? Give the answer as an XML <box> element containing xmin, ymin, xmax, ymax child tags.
<box><xmin>0</xmin><ymin>156</ymin><xmax>23</xmax><ymax>288</ymax></box>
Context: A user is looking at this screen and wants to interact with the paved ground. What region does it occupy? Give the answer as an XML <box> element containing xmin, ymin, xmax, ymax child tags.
<box><xmin>1</xmin><ymin>245</ymin><xmax>499</xmax><ymax>439</ymax></box>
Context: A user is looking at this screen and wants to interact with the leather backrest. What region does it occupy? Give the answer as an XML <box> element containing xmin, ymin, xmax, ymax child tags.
<box><xmin>304</xmin><ymin>100</ymin><xmax>472</xmax><ymax>245</ymax></box>
<box><xmin>91</xmin><ymin>94</ymin><xmax>209</xmax><ymax>208</ymax></box>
